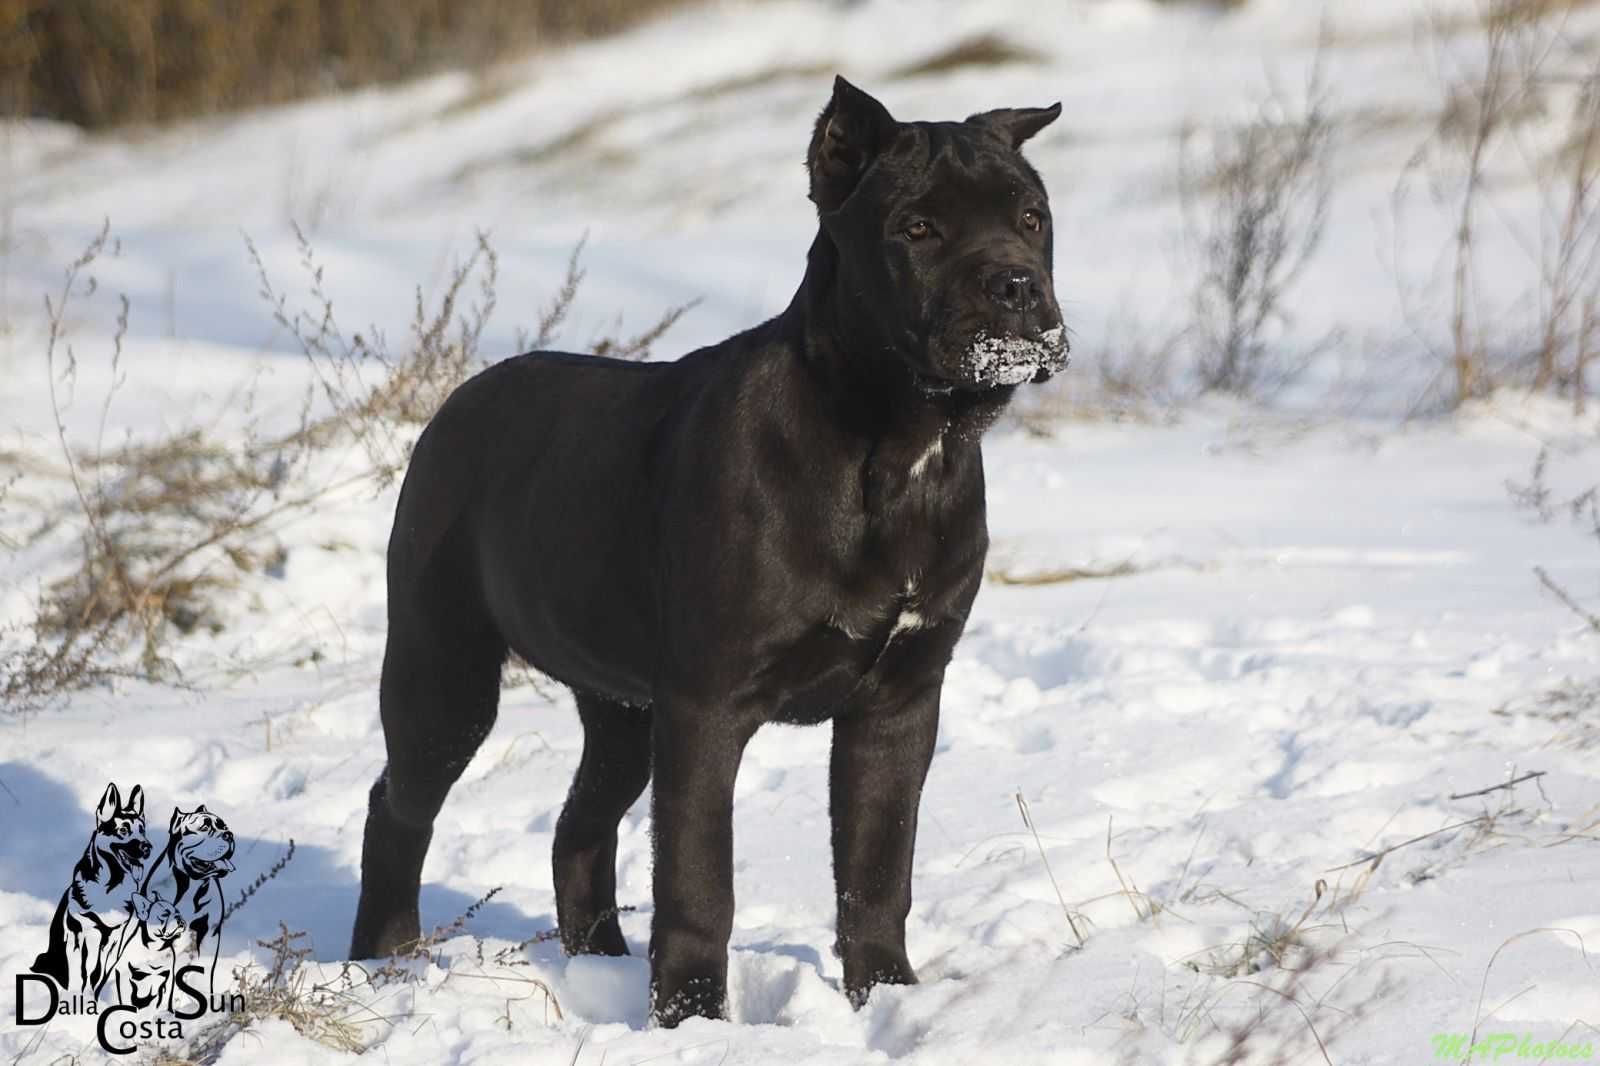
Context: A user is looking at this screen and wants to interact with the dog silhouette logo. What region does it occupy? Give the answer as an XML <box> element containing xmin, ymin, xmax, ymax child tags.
<box><xmin>29</xmin><ymin>783</ymin><xmax>153</xmax><ymax>996</ymax></box>
<box><xmin>16</xmin><ymin>783</ymin><xmax>242</xmax><ymax>1053</ymax></box>
<box><xmin>141</xmin><ymin>804</ymin><xmax>236</xmax><ymax>998</ymax></box>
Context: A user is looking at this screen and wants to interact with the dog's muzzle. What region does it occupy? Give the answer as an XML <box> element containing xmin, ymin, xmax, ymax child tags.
<box><xmin>960</xmin><ymin>326</ymin><xmax>1070</xmax><ymax>389</ymax></box>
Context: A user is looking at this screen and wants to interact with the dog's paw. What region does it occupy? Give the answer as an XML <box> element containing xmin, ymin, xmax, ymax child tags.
<box><xmin>842</xmin><ymin>946</ymin><xmax>918</xmax><ymax>1009</ymax></box>
<box><xmin>560</xmin><ymin>913</ymin><xmax>630</xmax><ymax>957</ymax></box>
<box><xmin>650</xmin><ymin>973</ymin><xmax>727</xmax><ymax>1028</ymax></box>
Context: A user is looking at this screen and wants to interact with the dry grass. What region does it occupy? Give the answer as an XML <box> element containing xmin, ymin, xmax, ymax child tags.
<box><xmin>1502</xmin><ymin>445</ymin><xmax>1600</xmax><ymax>746</ymax></box>
<box><xmin>686</xmin><ymin>62</ymin><xmax>836</xmax><ymax>102</ymax></box>
<box><xmin>3</xmin><ymin>223</ymin><xmax>422</xmax><ymax>704</ymax></box>
<box><xmin>166</xmin><ymin>886</ymin><xmax>588</xmax><ymax>1061</ymax></box>
<box><xmin>1180</xmin><ymin>45</ymin><xmax>1338</xmax><ymax>397</ymax></box>
<box><xmin>1</xmin><ymin>220</ymin><xmax>690</xmax><ymax>713</ymax></box>
<box><xmin>1015</xmin><ymin>790</ymin><xmax>1087</xmax><ymax>949</ymax></box>
<box><xmin>0</xmin><ymin>0</ymin><xmax>693</xmax><ymax>129</ymax></box>
<box><xmin>1187</xmin><ymin>877</ymin><xmax>1367</xmax><ymax>980</ymax></box>
<box><xmin>1008</xmin><ymin>311</ymin><xmax>1187</xmax><ymax>431</ymax></box>
<box><xmin>1393</xmin><ymin>0</ymin><xmax>1600</xmax><ymax>411</ymax></box>
<box><xmin>1115</xmin><ymin>926</ymin><xmax>1385</xmax><ymax>1066</ymax></box>
<box><xmin>1495</xmin><ymin>677</ymin><xmax>1600</xmax><ymax>748</ymax></box>
<box><xmin>161</xmin><ymin>925</ymin><xmax>370</xmax><ymax>1064</ymax></box>
<box><xmin>1530</xmin><ymin>44</ymin><xmax>1600</xmax><ymax>410</ymax></box>
<box><xmin>987</xmin><ymin>560</ymin><xmax>1146</xmax><ymax>586</ymax></box>
<box><xmin>888</xmin><ymin>34</ymin><xmax>1047</xmax><ymax>80</ymax></box>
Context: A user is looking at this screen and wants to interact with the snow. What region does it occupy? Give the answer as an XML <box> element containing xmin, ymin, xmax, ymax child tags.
<box><xmin>3</xmin><ymin>0</ymin><xmax>1600</xmax><ymax>1063</ymax></box>
<box><xmin>965</xmin><ymin>327</ymin><xmax>1069</xmax><ymax>387</ymax></box>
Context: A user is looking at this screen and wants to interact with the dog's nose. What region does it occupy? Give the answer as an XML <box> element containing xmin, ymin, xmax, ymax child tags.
<box><xmin>982</xmin><ymin>267</ymin><xmax>1043</xmax><ymax>312</ymax></box>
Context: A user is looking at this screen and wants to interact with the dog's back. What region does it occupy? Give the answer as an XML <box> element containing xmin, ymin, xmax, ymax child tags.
<box><xmin>388</xmin><ymin>347</ymin><xmax>728</xmax><ymax>706</ymax></box>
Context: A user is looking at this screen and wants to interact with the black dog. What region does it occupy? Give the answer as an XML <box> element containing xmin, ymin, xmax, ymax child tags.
<box><xmin>351</xmin><ymin>77</ymin><xmax>1066</xmax><ymax>1026</ymax></box>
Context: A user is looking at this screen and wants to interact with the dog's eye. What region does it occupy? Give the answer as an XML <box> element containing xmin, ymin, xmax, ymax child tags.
<box><xmin>903</xmin><ymin>220</ymin><xmax>932</xmax><ymax>241</ymax></box>
<box><xmin>1022</xmin><ymin>209</ymin><xmax>1044</xmax><ymax>233</ymax></box>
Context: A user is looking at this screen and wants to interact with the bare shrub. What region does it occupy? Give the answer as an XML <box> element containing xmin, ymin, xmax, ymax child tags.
<box><xmin>1392</xmin><ymin>1</ymin><xmax>1597</xmax><ymax>409</ymax></box>
<box><xmin>248</xmin><ymin>225</ymin><xmax>505</xmax><ymax>487</ymax></box>
<box><xmin>165</xmin><ymin>925</ymin><xmax>369</xmax><ymax>1064</ymax></box>
<box><xmin>1194</xmin><ymin>946</ymin><xmax>1383</xmax><ymax>1066</ymax></box>
<box><xmin>1508</xmin><ymin>445</ymin><xmax>1600</xmax><ymax>632</ymax></box>
<box><xmin>1093</xmin><ymin>316</ymin><xmax>1186</xmax><ymax>410</ymax></box>
<box><xmin>2</xmin><ymin>224</ymin><xmax>378</xmax><ymax>698</ymax></box>
<box><xmin>1439</xmin><ymin>2</ymin><xmax>1550</xmax><ymax>405</ymax></box>
<box><xmin>1180</xmin><ymin>55</ymin><xmax>1337</xmax><ymax>397</ymax></box>
<box><xmin>1505</xmin><ymin>444</ymin><xmax>1600</xmax><ymax>745</ymax></box>
<box><xmin>1010</xmin><ymin>307</ymin><xmax>1185</xmax><ymax>432</ymax></box>
<box><xmin>254</xmin><ymin>226</ymin><xmax>692</xmax><ymax>487</ymax></box>
<box><xmin>2</xmin><ymin>223</ymin><xmax>691</xmax><ymax>711</ymax></box>
<box><xmin>1116</xmin><ymin>933</ymin><xmax>1386</xmax><ymax>1066</ymax></box>
<box><xmin>169</xmin><ymin>887</ymin><xmax>573</xmax><ymax>1062</ymax></box>
<box><xmin>1532</xmin><ymin>45</ymin><xmax>1600</xmax><ymax>411</ymax></box>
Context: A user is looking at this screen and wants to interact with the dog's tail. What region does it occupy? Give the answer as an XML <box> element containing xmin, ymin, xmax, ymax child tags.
<box><xmin>28</xmin><ymin>893</ymin><xmax>71</xmax><ymax>988</ymax></box>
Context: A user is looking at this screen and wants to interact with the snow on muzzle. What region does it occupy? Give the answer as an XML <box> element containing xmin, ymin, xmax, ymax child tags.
<box><xmin>964</xmin><ymin>326</ymin><xmax>1070</xmax><ymax>387</ymax></box>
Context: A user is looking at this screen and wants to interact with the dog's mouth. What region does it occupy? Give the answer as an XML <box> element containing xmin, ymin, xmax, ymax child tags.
<box><xmin>113</xmin><ymin>838</ymin><xmax>152</xmax><ymax>864</ymax></box>
<box><xmin>177</xmin><ymin>832</ymin><xmax>236</xmax><ymax>877</ymax></box>
<box><xmin>184</xmin><ymin>855</ymin><xmax>234</xmax><ymax>877</ymax></box>
<box><xmin>913</xmin><ymin>325</ymin><xmax>1071</xmax><ymax>395</ymax></box>
<box><xmin>964</xmin><ymin>326</ymin><xmax>1070</xmax><ymax>387</ymax></box>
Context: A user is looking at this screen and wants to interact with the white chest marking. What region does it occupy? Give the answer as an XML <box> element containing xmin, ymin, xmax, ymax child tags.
<box><xmin>890</xmin><ymin>608</ymin><xmax>925</xmax><ymax>637</ymax></box>
<box><xmin>909</xmin><ymin>437</ymin><xmax>943</xmax><ymax>479</ymax></box>
<box><xmin>890</xmin><ymin>577</ymin><xmax>925</xmax><ymax>637</ymax></box>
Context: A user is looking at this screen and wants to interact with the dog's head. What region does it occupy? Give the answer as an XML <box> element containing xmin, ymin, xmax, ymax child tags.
<box><xmin>93</xmin><ymin>783</ymin><xmax>152</xmax><ymax>872</ymax></box>
<box><xmin>130</xmin><ymin>891</ymin><xmax>186</xmax><ymax>944</ymax></box>
<box><xmin>165</xmin><ymin>804</ymin><xmax>235</xmax><ymax>879</ymax></box>
<box><xmin>806</xmin><ymin>76</ymin><xmax>1068</xmax><ymax>394</ymax></box>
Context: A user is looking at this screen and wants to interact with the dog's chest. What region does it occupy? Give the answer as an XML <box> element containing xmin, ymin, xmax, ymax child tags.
<box><xmin>764</xmin><ymin>507</ymin><xmax>981</xmax><ymax>725</ymax></box>
<box><xmin>763</xmin><ymin>566</ymin><xmax>964</xmax><ymax>726</ymax></box>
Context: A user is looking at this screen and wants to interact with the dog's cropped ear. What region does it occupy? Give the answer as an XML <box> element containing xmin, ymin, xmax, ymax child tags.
<box><xmin>196</xmin><ymin>803</ymin><xmax>208</xmax><ymax>813</ymax></box>
<box><xmin>170</xmin><ymin>806</ymin><xmax>188</xmax><ymax>831</ymax></box>
<box><xmin>130</xmin><ymin>892</ymin><xmax>153</xmax><ymax>922</ymax></box>
<box><xmin>96</xmin><ymin>783</ymin><xmax>121</xmax><ymax>824</ymax></box>
<box><xmin>808</xmin><ymin>76</ymin><xmax>897</xmax><ymax>213</ymax></box>
<box><xmin>967</xmin><ymin>103</ymin><xmax>1062</xmax><ymax>150</ymax></box>
<box><xmin>126</xmin><ymin>784</ymin><xmax>144</xmax><ymax>818</ymax></box>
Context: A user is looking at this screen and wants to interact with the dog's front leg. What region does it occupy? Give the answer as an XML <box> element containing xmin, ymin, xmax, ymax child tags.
<box><xmin>830</xmin><ymin>679</ymin><xmax>941</xmax><ymax>1008</ymax></box>
<box><xmin>648</xmin><ymin>707</ymin><xmax>756</xmax><ymax>1028</ymax></box>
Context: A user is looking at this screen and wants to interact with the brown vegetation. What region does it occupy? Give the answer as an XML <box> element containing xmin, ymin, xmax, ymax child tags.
<box><xmin>0</xmin><ymin>0</ymin><xmax>688</xmax><ymax>128</ymax></box>
<box><xmin>0</xmin><ymin>223</ymin><xmax>689</xmax><ymax>713</ymax></box>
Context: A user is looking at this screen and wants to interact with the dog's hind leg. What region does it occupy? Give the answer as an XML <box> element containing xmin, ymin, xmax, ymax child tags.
<box><xmin>350</xmin><ymin>613</ymin><xmax>504</xmax><ymax>960</ymax></box>
<box><xmin>553</xmin><ymin>693</ymin><xmax>652</xmax><ymax>956</ymax></box>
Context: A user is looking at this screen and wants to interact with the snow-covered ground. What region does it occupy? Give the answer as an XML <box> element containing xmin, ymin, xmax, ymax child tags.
<box><xmin>3</xmin><ymin>1</ymin><xmax>1599</xmax><ymax>1063</ymax></box>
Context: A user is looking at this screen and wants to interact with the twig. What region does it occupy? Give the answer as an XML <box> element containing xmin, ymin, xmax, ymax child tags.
<box><xmin>1536</xmin><ymin>566</ymin><xmax>1600</xmax><ymax>633</ymax></box>
<box><xmin>223</xmin><ymin>839</ymin><xmax>297</xmax><ymax>922</ymax></box>
<box><xmin>1015</xmin><ymin>791</ymin><xmax>1085</xmax><ymax>948</ymax></box>
<box><xmin>1449</xmin><ymin>769</ymin><xmax>1546</xmax><ymax>801</ymax></box>
<box><xmin>1468</xmin><ymin>929</ymin><xmax>1594</xmax><ymax>1056</ymax></box>
<box><xmin>1106</xmin><ymin>815</ymin><xmax>1152</xmax><ymax>924</ymax></box>
<box><xmin>1324</xmin><ymin>816</ymin><xmax>1489</xmax><ymax>873</ymax></box>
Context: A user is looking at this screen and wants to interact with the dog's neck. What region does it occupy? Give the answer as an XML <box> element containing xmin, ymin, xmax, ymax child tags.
<box><xmin>783</xmin><ymin>230</ymin><xmax>1013</xmax><ymax>451</ymax></box>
